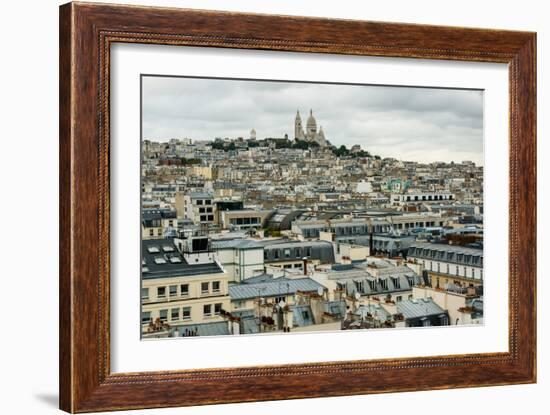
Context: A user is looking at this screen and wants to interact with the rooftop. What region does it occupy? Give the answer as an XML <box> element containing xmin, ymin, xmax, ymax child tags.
<box><xmin>211</xmin><ymin>239</ymin><xmax>263</xmax><ymax>250</ymax></box>
<box><xmin>397</xmin><ymin>298</ymin><xmax>446</xmax><ymax>320</ymax></box>
<box><xmin>228</xmin><ymin>277</ymin><xmax>325</xmax><ymax>301</ymax></box>
<box><xmin>142</xmin><ymin>238</ymin><xmax>224</xmax><ymax>280</ymax></box>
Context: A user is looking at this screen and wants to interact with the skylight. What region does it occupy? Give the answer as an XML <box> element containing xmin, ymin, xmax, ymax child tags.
<box><xmin>169</xmin><ymin>256</ymin><xmax>182</xmax><ymax>264</ymax></box>
<box><xmin>163</xmin><ymin>245</ymin><xmax>175</xmax><ymax>252</ymax></box>
<box><xmin>147</xmin><ymin>246</ymin><xmax>160</xmax><ymax>253</ymax></box>
<box><xmin>154</xmin><ymin>257</ymin><xmax>167</xmax><ymax>264</ymax></box>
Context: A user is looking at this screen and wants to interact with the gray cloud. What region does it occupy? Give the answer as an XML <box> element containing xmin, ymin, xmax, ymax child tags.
<box><xmin>142</xmin><ymin>76</ymin><xmax>484</xmax><ymax>165</ymax></box>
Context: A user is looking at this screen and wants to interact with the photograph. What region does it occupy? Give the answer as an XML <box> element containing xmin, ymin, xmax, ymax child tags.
<box><xmin>140</xmin><ymin>76</ymin><xmax>484</xmax><ymax>339</ymax></box>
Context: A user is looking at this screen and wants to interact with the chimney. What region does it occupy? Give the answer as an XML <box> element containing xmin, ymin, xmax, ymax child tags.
<box><xmin>303</xmin><ymin>257</ymin><xmax>308</xmax><ymax>275</ymax></box>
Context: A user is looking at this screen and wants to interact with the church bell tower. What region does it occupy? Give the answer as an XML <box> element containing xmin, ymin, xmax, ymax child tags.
<box><xmin>295</xmin><ymin>110</ymin><xmax>304</xmax><ymax>140</ymax></box>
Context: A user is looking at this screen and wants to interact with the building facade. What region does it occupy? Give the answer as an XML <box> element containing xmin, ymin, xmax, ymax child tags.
<box><xmin>407</xmin><ymin>242</ymin><xmax>483</xmax><ymax>288</ymax></box>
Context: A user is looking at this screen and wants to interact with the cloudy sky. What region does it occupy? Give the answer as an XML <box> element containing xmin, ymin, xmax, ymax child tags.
<box><xmin>142</xmin><ymin>76</ymin><xmax>484</xmax><ymax>165</ymax></box>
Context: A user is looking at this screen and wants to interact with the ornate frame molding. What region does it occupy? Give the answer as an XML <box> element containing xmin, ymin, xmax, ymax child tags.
<box><xmin>60</xmin><ymin>2</ymin><xmax>536</xmax><ymax>412</ymax></box>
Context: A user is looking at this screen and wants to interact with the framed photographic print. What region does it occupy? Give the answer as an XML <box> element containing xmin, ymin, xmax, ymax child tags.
<box><xmin>59</xmin><ymin>2</ymin><xmax>537</xmax><ymax>413</ymax></box>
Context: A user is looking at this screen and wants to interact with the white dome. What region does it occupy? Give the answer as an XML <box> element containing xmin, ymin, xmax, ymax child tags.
<box><xmin>306</xmin><ymin>109</ymin><xmax>317</xmax><ymax>132</ymax></box>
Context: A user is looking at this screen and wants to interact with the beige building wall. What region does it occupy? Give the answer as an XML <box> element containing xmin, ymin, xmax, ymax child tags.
<box><xmin>337</xmin><ymin>243</ymin><xmax>370</xmax><ymax>262</ymax></box>
<box><xmin>142</xmin><ymin>272</ymin><xmax>230</xmax><ymax>329</ymax></box>
<box><xmin>142</xmin><ymin>225</ymin><xmax>164</xmax><ymax>239</ymax></box>
<box><xmin>189</xmin><ymin>166</ymin><xmax>212</xmax><ymax>179</ymax></box>
<box><xmin>412</xmin><ymin>286</ymin><xmax>477</xmax><ymax>325</ymax></box>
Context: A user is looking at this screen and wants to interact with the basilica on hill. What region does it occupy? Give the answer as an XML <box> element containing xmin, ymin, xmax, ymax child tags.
<box><xmin>294</xmin><ymin>109</ymin><xmax>329</xmax><ymax>147</ymax></box>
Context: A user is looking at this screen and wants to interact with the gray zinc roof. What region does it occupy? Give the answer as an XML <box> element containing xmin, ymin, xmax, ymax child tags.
<box><xmin>211</xmin><ymin>239</ymin><xmax>263</xmax><ymax>250</ymax></box>
<box><xmin>397</xmin><ymin>298</ymin><xmax>446</xmax><ymax>319</ymax></box>
<box><xmin>229</xmin><ymin>278</ymin><xmax>326</xmax><ymax>301</ymax></box>
<box><xmin>142</xmin><ymin>238</ymin><xmax>224</xmax><ymax>280</ymax></box>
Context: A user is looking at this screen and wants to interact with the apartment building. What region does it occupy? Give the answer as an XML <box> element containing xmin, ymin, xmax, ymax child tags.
<box><xmin>407</xmin><ymin>242</ymin><xmax>483</xmax><ymax>288</ymax></box>
<box><xmin>141</xmin><ymin>235</ymin><xmax>230</xmax><ymax>336</ymax></box>
<box><xmin>175</xmin><ymin>191</ymin><xmax>216</xmax><ymax>226</ymax></box>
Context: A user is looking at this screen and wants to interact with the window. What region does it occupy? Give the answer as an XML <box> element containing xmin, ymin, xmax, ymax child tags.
<box><xmin>205</xmin><ymin>199</ymin><xmax>212</xmax><ymax>205</ymax></box>
<box><xmin>196</xmin><ymin>199</ymin><xmax>204</xmax><ymax>205</ymax></box>
<box><xmin>408</xmin><ymin>294</ymin><xmax>413</xmax><ymax>300</ymax></box>
<box><xmin>180</xmin><ymin>284</ymin><xmax>189</xmax><ymax>296</ymax></box>
<box><xmin>157</xmin><ymin>287</ymin><xmax>166</xmax><ymax>298</ymax></box>
<box><xmin>157</xmin><ymin>229</ymin><xmax>162</xmax><ymax>236</ymax></box>
<box><xmin>274</xmin><ymin>296</ymin><xmax>285</xmax><ymax>304</ymax></box>
<box><xmin>201</xmin><ymin>282</ymin><xmax>209</xmax><ymax>293</ymax></box>
<box><xmin>149</xmin><ymin>229</ymin><xmax>154</xmax><ymax>236</ymax></box>
<box><xmin>203</xmin><ymin>304</ymin><xmax>212</xmax><ymax>316</ymax></box>
<box><xmin>182</xmin><ymin>307</ymin><xmax>191</xmax><ymax>319</ymax></box>
<box><xmin>159</xmin><ymin>309</ymin><xmax>168</xmax><ymax>322</ymax></box>
<box><xmin>171</xmin><ymin>308</ymin><xmax>179</xmax><ymax>321</ymax></box>
<box><xmin>212</xmin><ymin>281</ymin><xmax>220</xmax><ymax>292</ymax></box>
<box><xmin>368</xmin><ymin>280</ymin><xmax>376</xmax><ymax>291</ymax></box>
<box><xmin>396</xmin><ymin>296</ymin><xmax>402</xmax><ymax>302</ymax></box>
<box><xmin>207</xmin><ymin>215</ymin><xmax>214</xmax><ymax>221</ymax></box>
<box><xmin>141</xmin><ymin>288</ymin><xmax>149</xmax><ymax>300</ymax></box>
<box><xmin>141</xmin><ymin>311</ymin><xmax>152</xmax><ymax>324</ymax></box>
<box><xmin>214</xmin><ymin>303</ymin><xmax>222</xmax><ymax>315</ymax></box>
<box><xmin>169</xmin><ymin>285</ymin><xmax>177</xmax><ymax>297</ymax></box>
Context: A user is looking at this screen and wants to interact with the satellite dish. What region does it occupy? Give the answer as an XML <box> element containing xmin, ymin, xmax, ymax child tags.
<box><xmin>317</xmin><ymin>287</ymin><xmax>324</xmax><ymax>296</ymax></box>
<box><xmin>355</xmin><ymin>292</ymin><xmax>361</xmax><ymax>300</ymax></box>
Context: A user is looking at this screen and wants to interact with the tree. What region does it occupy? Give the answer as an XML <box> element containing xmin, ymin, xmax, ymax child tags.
<box><xmin>210</xmin><ymin>141</ymin><xmax>225</xmax><ymax>151</ymax></box>
<box><xmin>333</xmin><ymin>145</ymin><xmax>350</xmax><ymax>157</ymax></box>
<box><xmin>292</xmin><ymin>139</ymin><xmax>319</xmax><ymax>150</ymax></box>
<box><xmin>180</xmin><ymin>158</ymin><xmax>201</xmax><ymax>165</ymax></box>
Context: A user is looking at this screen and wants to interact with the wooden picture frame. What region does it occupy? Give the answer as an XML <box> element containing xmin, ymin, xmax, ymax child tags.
<box><xmin>59</xmin><ymin>2</ymin><xmax>536</xmax><ymax>412</ymax></box>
